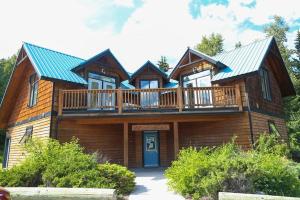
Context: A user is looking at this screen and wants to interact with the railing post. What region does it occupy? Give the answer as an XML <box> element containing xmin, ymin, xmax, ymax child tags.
<box><xmin>235</xmin><ymin>84</ymin><xmax>243</xmax><ymax>111</ymax></box>
<box><xmin>58</xmin><ymin>89</ymin><xmax>63</xmax><ymax>116</ymax></box>
<box><xmin>177</xmin><ymin>86</ymin><xmax>183</xmax><ymax>112</ymax></box>
<box><xmin>117</xmin><ymin>88</ymin><xmax>123</xmax><ymax>114</ymax></box>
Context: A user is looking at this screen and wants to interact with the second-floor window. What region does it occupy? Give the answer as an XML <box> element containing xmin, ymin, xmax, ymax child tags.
<box><xmin>182</xmin><ymin>70</ymin><xmax>211</xmax><ymax>88</ymax></box>
<box><xmin>260</xmin><ymin>68</ymin><xmax>271</xmax><ymax>101</ymax></box>
<box><xmin>28</xmin><ymin>73</ymin><xmax>38</xmax><ymax>107</ymax></box>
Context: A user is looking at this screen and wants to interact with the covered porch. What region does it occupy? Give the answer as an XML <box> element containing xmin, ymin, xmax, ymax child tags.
<box><xmin>56</xmin><ymin>112</ymin><xmax>250</xmax><ymax>168</ymax></box>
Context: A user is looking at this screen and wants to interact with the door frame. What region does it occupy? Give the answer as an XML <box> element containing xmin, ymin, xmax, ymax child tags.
<box><xmin>142</xmin><ymin>131</ymin><xmax>160</xmax><ymax>167</ymax></box>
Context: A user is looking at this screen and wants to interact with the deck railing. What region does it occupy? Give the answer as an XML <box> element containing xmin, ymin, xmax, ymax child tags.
<box><xmin>58</xmin><ymin>85</ymin><xmax>243</xmax><ymax>115</ymax></box>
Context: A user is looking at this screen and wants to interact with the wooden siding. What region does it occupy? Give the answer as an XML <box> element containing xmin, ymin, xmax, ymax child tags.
<box><xmin>6</xmin><ymin>116</ymin><xmax>51</xmax><ymax>168</ymax></box>
<box><xmin>246</xmin><ymin>55</ymin><xmax>284</xmax><ymax>115</ymax></box>
<box><xmin>179</xmin><ymin>113</ymin><xmax>252</xmax><ymax>149</ymax></box>
<box><xmin>8</xmin><ymin>64</ymin><xmax>53</xmax><ymax>125</ymax></box>
<box><xmin>251</xmin><ymin>111</ymin><xmax>288</xmax><ymax>141</ymax></box>
<box><xmin>57</xmin><ymin>121</ymin><xmax>124</xmax><ymax>165</ymax></box>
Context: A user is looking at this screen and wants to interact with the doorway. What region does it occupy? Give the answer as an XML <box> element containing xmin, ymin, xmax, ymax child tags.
<box><xmin>143</xmin><ymin>131</ymin><xmax>159</xmax><ymax>167</ymax></box>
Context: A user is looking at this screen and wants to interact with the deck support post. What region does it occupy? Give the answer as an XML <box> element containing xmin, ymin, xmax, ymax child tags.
<box><xmin>117</xmin><ymin>88</ymin><xmax>123</xmax><ymax>114</ymax></box>
<box><xmin>123</xmin><ymin>122</ymin><xmax>128</xmax><ymax>167</ymax></box>
<box><xmin>235</xmin><ymin>84</ymin><xmax>243</xmax><ymax>111</ymax></box>
<box><xmin>58</xmin><ymin>90</ymin><xmax>63</xmax><ymax>116</ymax></box>
<box><xmin>173</xmin><ymin>121</ymin><xmax>179</xmax><ymax>158</ymax></box>
<box><xmin>177</xmin><ymin>87</ymin><xmax>183</xmax><ymax>112</ymax></box>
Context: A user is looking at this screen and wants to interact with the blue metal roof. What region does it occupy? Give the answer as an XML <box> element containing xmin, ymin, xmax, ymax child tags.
<box><xmin>120</xmin><ymin>80</ymin><xmax>135</xmax><ymax>89</ymax></box>
<box><xmin>23</xmin><ymin>42</ymin><xmax>87</xmax><ymax>84</ymax></box>
<box><xmin>212</xmin><ymin>37</ymin><xmax>273</xmax><ymax>82</ymax></box>
<box><xmin>164</xmin><ymin>79</ymin><xmax>178</xmax><ymax>88</ymax></box>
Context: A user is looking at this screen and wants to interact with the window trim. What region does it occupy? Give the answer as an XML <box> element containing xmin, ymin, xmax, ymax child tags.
<box><xmin>260</xmin><ymin>67</ymin><xmax>272</xmax><ymax>101</ymax></box>
<box><xmin>19</xmin><ymin>126</ymin><xmax>33</xmax><ymax>144</ymax></box>
<box><xmin>28</xmin><ymin>73</ymin><xmax>39</xmax><ymax>107</ymax></box>
<box><xmin>2</xmin><ymin>136</ymin><xmax>11</xmax><ymax>168</ymax></box>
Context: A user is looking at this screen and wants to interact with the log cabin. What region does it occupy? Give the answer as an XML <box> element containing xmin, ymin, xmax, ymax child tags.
<box><xmin>0</xmin><ymin>37</ymin><xmax>295</xmax><ymax>168</ymax></box>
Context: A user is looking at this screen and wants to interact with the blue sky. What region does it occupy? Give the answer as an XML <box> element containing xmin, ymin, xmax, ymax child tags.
<box><xmin>0</xmin><ymin>0</ymin><xmax>300</xmax><ymax>72</ymax></box>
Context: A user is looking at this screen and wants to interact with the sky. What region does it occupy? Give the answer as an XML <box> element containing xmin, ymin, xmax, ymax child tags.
<box><xmin>0</xmin><ymin>0</ymin><xmax>300</xmax><ymax>72</ymax></box>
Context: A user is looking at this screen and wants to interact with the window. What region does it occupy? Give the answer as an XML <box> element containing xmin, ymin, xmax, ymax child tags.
<box><xmin>183</xmin><ymin>70</ymin><xmax>211</xmax><ymax>87</ymax></box>
<box><xmin>2</xmin><ymin>136</ymin><xmax>11</xmax><ymax>168</ymax></box>
<box><xmin>268</xmin><ymin>121</ymin><xmax>280</xmax><ymax>136</ymax></box>
<box><xmin>140</xmin><ymin>80</ymin><xmax>159</xmax><ymax>107</ymax></box>
<box><xmin>260</xmin><ymin>68</ymin><xmax>271</xmax><ymax>101</ymax></box>
<box><xmin>19</xmin><ymin>126</ymin><xmax>33</xmax><ymax>144</ymax></box>
<box><xmin>182</xmin><ymin>70</ymin><xmax>212</xmax><ymax>106</ymax></box>
<box><xmin>28</xmin><ymin>73</ymin><xmax>38</xmax><ymax>107</ymax></box>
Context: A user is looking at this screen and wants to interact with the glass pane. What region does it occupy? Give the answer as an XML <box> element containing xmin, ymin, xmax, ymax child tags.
<box><xmin>89</xmin><ymin>73</ymin><xmax>115</xmax><ymax>83</ymax></box>
<box><xmin>269</xmin><ymin>122</ymin><xmax>280</xmax><ymax>136</ymax></box>
<box><xmin>146</xmin><ymin>136</ymin><xmax>157</xmax><ymax>151</ymax></box>
<box><xmin>149</xmin><ymin>80</ymin><xmax>158</xmax><ymax>88</ymax></box>
<box><xmin>141</xmin><ymin>80</ymin><xmax>150</xmax><ymax>89</ymax></box>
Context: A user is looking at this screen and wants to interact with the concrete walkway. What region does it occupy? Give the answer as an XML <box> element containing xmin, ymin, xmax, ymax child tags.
<box><xmin>129</xmin><ymin>168</ymin><xmax>185</xmax><ymax>200</ymax></box>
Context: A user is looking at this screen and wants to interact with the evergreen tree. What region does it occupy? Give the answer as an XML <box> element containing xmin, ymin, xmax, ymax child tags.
<box><xmin>195</xmin><ymin>33</ymin><xmax>224</xmax><ymax>56</ymax></box>
<box><xmin>157</xmin><ymin>56</ymin><xmax>169</xmax><ymax>72</ymax></box>
<box><xmin>292</xmin><ymin>30</ymin><xmax>300</xmax><ymax>78</ymax></box>
<box><xmin>235</xmin><ymin>41</ymin><xmax>242</xmax><ymax>49</ymax></box>
<box><xmin>264</xmin><ymin>15</ymin><xmax>292</xmax><ymax>71</ymax></box>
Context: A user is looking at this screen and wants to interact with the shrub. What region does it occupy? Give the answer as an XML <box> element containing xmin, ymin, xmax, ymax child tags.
<box><xmin>98</xmin><ymin>163</ymin><xmax>135</xmax><ymax>195</ymax></box>
<box><xmin>0</xmin><ymin>138</ymin><xmax>135</xmax><ymax>195</ymax></box>
<box><xmin>165</xmin><ymin>134</ymin><xmax>300</xmax><ymax>199</ymax></box>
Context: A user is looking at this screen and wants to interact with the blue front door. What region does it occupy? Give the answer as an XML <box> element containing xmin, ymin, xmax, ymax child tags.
<box><xmin>143</xmin><ymin>131</ymin><xmax>159</xmax><ymax>167</ymax></box>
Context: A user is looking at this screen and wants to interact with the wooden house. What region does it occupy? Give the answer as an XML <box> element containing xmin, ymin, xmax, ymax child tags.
<box><xmin>0</xmin><ymin>37</ymin><xmax>295</xmax><ymax>168</ymax></box>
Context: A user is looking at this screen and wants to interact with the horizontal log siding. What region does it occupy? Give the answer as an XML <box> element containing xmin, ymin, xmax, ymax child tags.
<box><xmin>8</xmin><ymin>64</ymin><xmax>53</xmax><ymax>125</ymax></box>
<box><xmin>57</xmin><ymin>122</ymin><xmax>124</xmax><ymax>165</ymax></box>
<box><xmin>7</xmin><ymin>116</ymin><xmax>51</xmax><ymax>168</ymax></box>
<box><xmin>251</xmin><ymin>111</ymin><xmax>288</xmax><ymax>141</ymax></box>
<box><xmin>179</xmin><ymin>113</ymin><xmax>252</xmax><ymax>149</ymax></box>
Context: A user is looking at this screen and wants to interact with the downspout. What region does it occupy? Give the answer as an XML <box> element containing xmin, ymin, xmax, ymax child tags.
<box><xmin>244</xmin><ymin>78</ymin><xmax>255</xmax><ymax>148</ymax></box>
<box><xmin>49</xmin><ymin>82</ymin><xmax>55</xmax><ymax>139</ymax></box>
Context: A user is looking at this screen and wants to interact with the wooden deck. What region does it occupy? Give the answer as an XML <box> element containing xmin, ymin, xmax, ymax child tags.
<box><xmin>58</xmin><ymin>85</ymin><xmax>243</xmax><ymax>115</ymax></box>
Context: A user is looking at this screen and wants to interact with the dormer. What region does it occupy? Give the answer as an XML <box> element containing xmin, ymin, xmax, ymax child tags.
<box><xmin>72</xmin><ymin>49</ymin><xmax>129</xmax><ymax>88</ymax></box>
<box><xmin>129</xmin><ymin>61</ymin><xmax>169</xmax><ymax>88</ymax></box>
<box><xmin>170</xmin><ymin>48</ymin><xmax>226</xmax><ymax>87</ymax></box>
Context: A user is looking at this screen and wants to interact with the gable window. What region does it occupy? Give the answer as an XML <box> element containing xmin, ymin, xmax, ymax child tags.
<box><xmin>260</xmin><ymin>68</ymin><xmax>271</xmax><ymax>101</ymax></box>
<box><xmin>268</xmin><ymin>121</ymin><xmax>280</xmax><ymax>136</ymax></box>
<box><xmin>2</xmin><ymin>136</ymin><xmax>11</xmax><ymax>168</ymax></box>
<box><xmin>28</xmin><ymin>73</ymin><xmax>38</xmax><ymax>107</ymax></box>
<box><xmin>182</xmin><ymin>70</ymin><xmax>212</xmax><ymax>107</ymax></box>
<box><xmin>19</xmin><ymin>126</ymin><xmax>33</xmax><ymax>144</ymax></box>
<box><xmin>182</xmin><ymin>70</ymin><xmax>211</xmax><ymax>88</ymax></box>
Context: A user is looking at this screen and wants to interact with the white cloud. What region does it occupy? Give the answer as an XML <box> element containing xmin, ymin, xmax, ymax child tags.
<box><xmin>113</xmin><ymin>0</ymin><xmax>134</xmax><ymax>7</ymax></box>
<box><xmin>0</xmin><ymin>0</ymin><xmax>299</xmax><ymax>72</ymax></box>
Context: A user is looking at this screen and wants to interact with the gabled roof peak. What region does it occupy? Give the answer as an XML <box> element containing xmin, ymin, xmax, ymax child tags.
<box><xmin>130</xmin><ymin>60</ymin><xmax>168</xmax><ymax>82</ymax></box>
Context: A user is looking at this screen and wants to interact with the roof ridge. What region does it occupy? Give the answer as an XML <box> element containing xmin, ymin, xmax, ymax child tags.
<box><xmin>214</xmin><ymin>36</ymin><xmax>273</xmax><ymax>57</ymax></box>
<box><xmin>23</xmin><ymin>42</ymin><xmax>85</xmax><ymax>61</ymax></box>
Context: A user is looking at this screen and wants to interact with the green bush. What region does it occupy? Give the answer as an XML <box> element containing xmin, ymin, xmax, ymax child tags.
<box><xmin>0</xmin><ymin>138</ymin><xmax>135</xmax><ymax>195</ymax></box>
<box><xmin>98</xmin><ymin>163</ymin><xmax>136</xmax><ymax>195</ymax></box>
<box><xmin>165</xmin><ymin>134</ymin><xmax>300</xmax><ymax>199</ymax></box>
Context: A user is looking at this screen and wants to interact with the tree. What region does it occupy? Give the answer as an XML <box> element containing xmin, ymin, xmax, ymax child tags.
<box><xmin>264</xmin><ymin>15</ymin><xmax>292</xmax><ymax>70</ymax></box>
<box><xmin>195</xmin><ymin>33</ymin><xmax>224</xmax><ymax>56</ymax></box>
<box><xmin>0</xmin><ymin>55</ymin><xmax>16</xmax><ymax>101</ymax></box>
<box><xmin>0</xmin><ymin>54</ymin><xmax>16</xmax><ymax>163</ymax></box>
<box><xmin>291</xmin><ymin>30</ymin><xmax>300</xmax><ymax>79</ymax></box>
<box><xmin>235</xmin><ymin>41</ymin><xmax>242</xmax><ymax>49</ymax></box>
<box><xmin>157</xmin><ymin>56</ymin><xmax>169</xmax><ymax>72</ymax></box>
